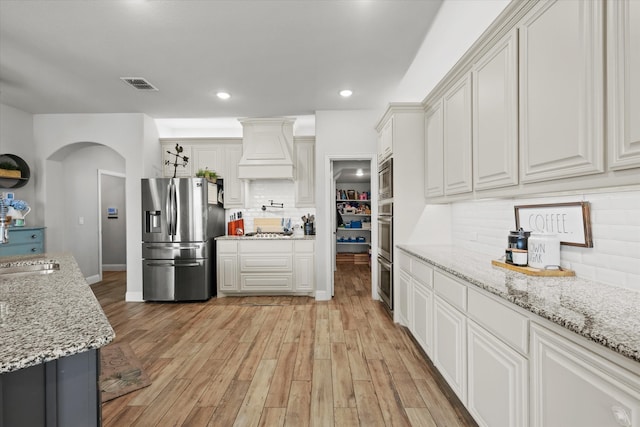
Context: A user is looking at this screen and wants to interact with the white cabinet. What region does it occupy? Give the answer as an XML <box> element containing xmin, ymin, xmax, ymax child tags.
<box><xmin>162</xmin><ymin>142</ymin><xmax>192</xmax><ymax>177</ymax></box>
<box><xmin>434</xmin><ymin>296</ymin><xmax>467</xmax><ymax>404</ymax></box>
<box><xmin>192</xmin><ymin>145</ymin><xmax>223</xmax><ymax>177</ymax></box>
<box><xmin>294</xmin><ymin>137</ymin><xmax>315</xmax><ymax>207</ymax></box>
<box><xmin>294</xmin><ymin>240</ymin><xmax>315</xmax><ymax>292</ymax></box>
<box><xmin>223</xmin><ymin>144</ymin><xmax>245</xmax><ymax>209</ymax></box>
<box><xmin>467</xmin><ymin>320</ymin><xmax>528</xmax><ymax>427</ymax></box>
<box><xmin>531</xmin><ymin>324</ymin><xmax>640</xmax><ymax>427</ymax></box>
<box><xmin>424</xmin><ymin>100</ymin><xmax>444</xmax><ymax>198</ymax></box>
<box><xmin>378</xmin><ymin>116</ymin><xmax>393</xmax><ymax>163</ymax></box>
<box><xmin>608</xmin><ymin>0</ymin><xmax>640</xmax><ymax>171</ymax></box>
<box><xmin>519</xmin><ymin>0</ymin><xmax>605</xmax><ymax>183</ymax></box>
<box><xmin>217</xmin><ymin>241</ymin><xmax>239</xmax><ymax>292</ymax></box>
<box><xmin>412</xmin><ymin>279</ymin><xmax>434</xmax><ymax>358</ymax></box>
<box><xmin>397</xmin><ymin>269</ymin><xmax>411</xmax><ymax>327</ymax></box>
<box><xmin>443</xmin><ymin>74</ymin><xmax>473</xmax><ymax>195</ymax></box>
<box><xmin>472</xmin><ymin>29</ymin><xmax>518</xmax><ymax>190</ymax></box>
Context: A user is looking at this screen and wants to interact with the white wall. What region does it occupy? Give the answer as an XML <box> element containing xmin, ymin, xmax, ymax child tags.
<box><xmin>33</xmin><ymin>113</ymin><xmax>161</xmax><ymax>300</ymax></box>
<box><xmin>393</xmin><ymin>0</ymin><xmax>510</xmax><ymax>102</ymax></box>
<box><xmin>0</xmin><ymin>104</ymin><xmax>39</xmax><ymax>222</ymax></box>
<box><xmin>315</xmin><ymin>109</ymin><xmax>379</xmax><ymax>300</ymax></box>
<box><xmin>101</xmin><ymin>174</ymin><xmax>126</xmax><ymax>269</ymax></box>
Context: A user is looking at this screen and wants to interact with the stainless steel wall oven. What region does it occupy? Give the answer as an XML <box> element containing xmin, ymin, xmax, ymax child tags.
<box><xmin>377</xmin><ymin>198</ymin><xmax>393</xmax><ymax>313</ymax></box>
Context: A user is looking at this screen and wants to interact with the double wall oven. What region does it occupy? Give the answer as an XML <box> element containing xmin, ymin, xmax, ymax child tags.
<box><xmin>377</xmin><ymin>158</ymin><xmax>393</xmax><ymax>313</ymax></box>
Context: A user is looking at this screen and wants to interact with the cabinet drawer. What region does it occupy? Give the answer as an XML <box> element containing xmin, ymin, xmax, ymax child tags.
<box><xmin>468</xmin><ymin>288</ymin><xmax>529</xmax><ymax>354</ymax></box>
<box><xmin>7</xmin><ymin>229</ymin><xmax>44</xmax><ymax>245</ymax></box>
<box><xmin>240</xmin><ymin>254</ymin><xmax>292</xmax><ymax>272</ymax></box>
<box><xmin>241</xmin><ymin>274</ymin><xmax>293</xmax><ymax>291</ymax></box>
<box><xmin>217</xmin><ymin>240</ymin><xmax>237</xmax><ymax>254</ymax></box>
<box><xmin>240</xmin><ymin>240</ymin><xmax>292</xmax><ymax>253</ymax></box>
<box><xmin>398</xmin><ymin>253</ymin><xmax>411</xmax><ymax>273</ymax></box>
<box><xmin>412</xmin><ymin>259</ymin><xmax>433</xmax><ymax>288</ymax></box>
<box><xmin>294</xmin><ymin>240</ymin><xmax>314</xmax><ymax>253</ymax></box>
<box><xmin>434</xmin><ymin>271</ymin><xmax>467</xmax><ymax>311</ymax></box>
<box><xmin>0</xmin><ymin>243</ymin><xmax>44</xmax><ymax>257</ymax></box>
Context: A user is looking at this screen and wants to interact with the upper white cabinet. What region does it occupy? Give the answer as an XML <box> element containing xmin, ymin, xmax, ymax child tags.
<box><xmin>223</xmin><ymin>144</ymin><xmax>245</xmax><ymax>209</ymax></box>
<box><xmin>424</xmin><ymin>100</ymin><xmax>444</xmax><ymax>198</ymax></box>
<box><xmin>161</xmin><ymin>139</ymin><xmax>245</xmax><ymax>209</ymax></box>
<box><xmin>607</xmin><ymin>0</ymin><xmax>640</xmax><ymax>171</ymax></box>
<box><xmin>378</xmin><ymin>116</ymin><xmax>393</xmax><ymax>163</ymax></box>
<box><xmin>472</xmin><ymin>29</ymin><xmax>519</xmax><ymax>190</ymax></box>
<box><xmin>531</xmin><ymin>324</ymin><xmax>640</xmax><ymax>427</ymax></box>
<box><xmin>294</xmin><ymin>137</ymin><xmax>315</xmax><ymax>208</ymax></box>
<box><xmin>443</xmin><ymin>74</ymin><xmax>473</xmax><ymax>195</ymax></box>
<box><xmin>518</xmin><ymin>0</ymin><xmax>605</xmax><ymax>183</ymax></box>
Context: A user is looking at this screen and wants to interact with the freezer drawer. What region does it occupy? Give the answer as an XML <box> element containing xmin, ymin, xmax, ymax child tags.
<box><xmin>142</xmin><ymin>241</ymin><xmax>209</xmax><ymax>260</ymax></box>
<box><xmin>143</xmin><ymin>259</ymin><xmax>211</xmax><ymax>301</ymax></box>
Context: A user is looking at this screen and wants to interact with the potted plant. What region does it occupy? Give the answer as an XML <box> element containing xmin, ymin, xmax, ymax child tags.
<box><xmin>195</xmin><ymin>168</ymin><xmax>206</xmax><ymax>178</ymax></box>
<box><xmin>0</xmin><ymin>161</ymin><xmax>21</xmax><ymax>179</ymax></box>
<box><xmin>204</xmin><ymin>168</ymin><xmax>217</xmax><ymax>182</ymax></box>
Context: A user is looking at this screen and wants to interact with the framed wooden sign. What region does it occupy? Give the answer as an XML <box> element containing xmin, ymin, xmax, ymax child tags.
<box><xmin>514</xmin><ymin>202</ymin><xmax>593</xmax><ymax>247</ymax></box>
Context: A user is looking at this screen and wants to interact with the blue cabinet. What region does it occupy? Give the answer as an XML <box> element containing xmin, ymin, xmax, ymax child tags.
<box><xmin>0</xmin><ymin>227</ymin><xmax>45</xmax><ymax>257</ymax></box>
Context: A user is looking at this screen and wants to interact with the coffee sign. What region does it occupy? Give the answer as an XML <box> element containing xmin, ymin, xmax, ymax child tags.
<box><xmin>514</xmin><ymin>202</ymin><xmax>593</xmax><ymax>247</ymax></box>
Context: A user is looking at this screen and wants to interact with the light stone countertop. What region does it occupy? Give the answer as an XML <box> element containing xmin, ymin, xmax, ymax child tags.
<box><xmin>216</xmin><ymin>235</ymin><xmax>316</xmax><ymax>241</ymax></box>
<box><xmin>0</xmin><ymin>253</ymin><xmax>115</xmax><ymax>374</ymax></box>
<box><xmin>397</xmin><ymin>244</ymin><xmax>640</xmax><ymax>363</ymax></box>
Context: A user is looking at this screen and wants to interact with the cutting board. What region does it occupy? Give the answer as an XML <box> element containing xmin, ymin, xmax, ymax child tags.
<box><xmin>491</xmin><ymin>259</ymin><xmax>575</xmax><ymax>277</ymax></box>
<box><xmin>254</xmin><ymin>217</ymin><xmax>283</xmax><ymax>232</ymax></box>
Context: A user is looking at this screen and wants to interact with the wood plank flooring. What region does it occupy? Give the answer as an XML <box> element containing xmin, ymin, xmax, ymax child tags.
<box><xmin>92</xmin><ymin>265</ymin><xmax>476</xmax><ymax>426</ymax></box>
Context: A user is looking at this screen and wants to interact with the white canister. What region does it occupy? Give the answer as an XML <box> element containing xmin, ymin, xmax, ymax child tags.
<box><xmin>528</xmin><ymin>232</ymin><xmax>560</xmax><ymax>269</ymax></box>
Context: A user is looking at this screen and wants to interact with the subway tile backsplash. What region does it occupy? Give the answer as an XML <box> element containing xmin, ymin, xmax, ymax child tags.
<box><xmin>226</xmin><ymin>180</ymin><xmax>316</xmax><ymax>234</ymax></box>
<box><xmin>451</xmin><ymin>190</ymin><xmax>640</xmax><ymax>292</ymax></box>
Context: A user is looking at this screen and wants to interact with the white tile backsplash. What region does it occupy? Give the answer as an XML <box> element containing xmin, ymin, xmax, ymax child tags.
<box><xmin>226</xmin><ymin>180</ymin><xmax>316</xmax><ymax>234</ymax></box>
<box><xmin>450</xmin><ymin>190</ymin><xmax>640</xmax><ymax>292</ymax></box>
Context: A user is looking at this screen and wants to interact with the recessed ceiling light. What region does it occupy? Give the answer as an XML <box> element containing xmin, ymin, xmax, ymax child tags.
<box><xmin>216</xmin><ymin>92</ymin><xmax>231</xmax><ymax>100</ymax></box>
<box><xmin>339</xmin><ymin>89</ymin><xmax>353</xmax><ymax>98</ymax></box>
<box><xmin>356</xmin><ymin>168</ymin><xmax>363</xmax><ymax>176</ymax></box>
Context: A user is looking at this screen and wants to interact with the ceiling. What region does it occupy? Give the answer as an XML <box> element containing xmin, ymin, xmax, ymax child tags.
<box><xmin>0</xmin><ymin>0</ymin><xmax>442</xmax><ymax>120</ymax></box>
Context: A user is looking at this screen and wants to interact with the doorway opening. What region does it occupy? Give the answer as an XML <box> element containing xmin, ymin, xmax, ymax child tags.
<box><xmin>330</xmin><ymin>158</ymin><xmax>376</xmax><ymax>299</ymax></box>
<box><xmin>98</xmin><ymin>170</ymin><xmax>126</xmax><ymax>282</ymax></box>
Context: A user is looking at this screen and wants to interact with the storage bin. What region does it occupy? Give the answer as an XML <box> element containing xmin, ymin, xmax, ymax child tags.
<box><xmin>351</xmin><ymin>220</ymin><xmax>362</xmax><ymax>228</ymax></box>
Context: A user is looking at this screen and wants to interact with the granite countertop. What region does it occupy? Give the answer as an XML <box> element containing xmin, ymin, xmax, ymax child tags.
<box><xmin>216</xmin><ymin>235</ymin><xmax>316</xmax><ymax>241</ymax></box>
<box><xmin>0</xmin><ymin>253</ymin><xmax>115</xmax><ymax>374</ymax></box>
<box><xmin>397</xmin><ymin>244</ymin><xmax>640</xmax><ymax>363</ymax></box>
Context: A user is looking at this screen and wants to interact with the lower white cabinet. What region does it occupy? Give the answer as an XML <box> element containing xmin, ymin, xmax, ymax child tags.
<box><xmin>434</xmin><ymin>295</ymin><xmax>467</xmax><ymax>404</ymax></box>
<box><xmin>397</xmin><ymin>269</ymin><xmax>412</xmax><ymax>327</ymax></box>
<box><xmin>411</xmin><ymin>281</ymin><xmax>433</xmax><ymax>358</ymax></box>
<box><xmin>294</xmin><ymin>240</ymin><xmax>315</xmax><ymax>292</ymax></box>
<box><xmin>217</xmin><ymin>239</ymin><xmax>315</xmax><ymax>295</ymax></box>
<box><xmin>217</xmin><ymin>241</ymin><xmax>239</xmax><ymax>292</ymax></box>
<box><xmin>467</xmin><ymin>320</ymin><xmax>528</xmax><ymax>427</ymax></box>
<box><xmin>531</xmin><ymin>324</ymin><xmax>640</xmax><ymax>427</ymax></box>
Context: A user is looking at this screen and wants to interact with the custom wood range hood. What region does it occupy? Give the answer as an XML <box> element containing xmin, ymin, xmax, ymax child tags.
<box><xmin>237</xmin><ymin>118</ymin><xmax>295</xmax><ymax>180</ymax></box>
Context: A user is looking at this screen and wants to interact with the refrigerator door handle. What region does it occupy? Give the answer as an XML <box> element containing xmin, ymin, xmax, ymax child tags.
<box><xmin>146</xmin><ymin>262</ymin><xmax>202</xmax><ymax>268</ymax></box>
<box><xmin>144</xmin><ymin>245</ymin><xmax>201</xmax><ymax>250</ymax></box>
<box><xmin>167</xmin><ymin>181</ymin><xmax>177</xmax><ymax>236</ymax></box>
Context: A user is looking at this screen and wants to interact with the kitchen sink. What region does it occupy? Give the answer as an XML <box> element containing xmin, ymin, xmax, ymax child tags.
<box><xmin>0</xmin><ymin>261</ymin><xmax>60</xmax><ymax>277</ymax></box>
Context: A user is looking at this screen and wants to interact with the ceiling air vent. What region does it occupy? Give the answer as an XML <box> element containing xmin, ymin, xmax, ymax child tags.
<box><xmin>120</xmin><ymin>77</ymin><xmax>158</xmax><ymax>91</ymax></box>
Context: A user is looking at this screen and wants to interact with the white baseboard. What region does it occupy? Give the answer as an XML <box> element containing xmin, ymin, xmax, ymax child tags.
<box><xmin>125</xmin><ymin>291</ymin><xmax>144</xmax><ymax>302</ymax></box>
<box><xmin>85</xmin><ymin>274</ymin><xmax>101</xmax><ymax>285</ymax></box>
<box><xmin>102</xmin><ymin>264</ymin><xmax>126</xmax><ymax>271</ymax></box>
<box><xmin>315</xmin><ymin>290</ymin><xmax>331</xmax><ymax>301</ymax></box>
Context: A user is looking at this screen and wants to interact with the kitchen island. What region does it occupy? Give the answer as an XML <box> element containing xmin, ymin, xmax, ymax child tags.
<box><xmin>0</xmin><ymin>252</ymin><xmax>115</xmax><ymax>426</ymax></box>
<box><xmin>397</xmin><ymin>244</ymin><xmax>640</xmax><ymax>427</ymax></box>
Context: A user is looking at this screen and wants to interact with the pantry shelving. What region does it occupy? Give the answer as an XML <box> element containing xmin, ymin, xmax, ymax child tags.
<box><xmin>336</xmin><ymin>194</ymin><xmax>371</xmax><ymax>254</ymax></box>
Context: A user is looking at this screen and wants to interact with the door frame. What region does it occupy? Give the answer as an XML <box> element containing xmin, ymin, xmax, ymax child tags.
<box><xmin>325</xmin><ymin>154</ymin><xmax>378</xmax><ymax>300</ymax></box>
<box><xmin>97</xmin><ymin>169</ymin><xmax>126</xmax><ymax>283</ymax></box>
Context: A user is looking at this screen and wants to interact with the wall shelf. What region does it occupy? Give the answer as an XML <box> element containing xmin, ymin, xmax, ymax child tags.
<box><xmin>0</xmin><ymin>154</ymin><xmax>31</xmax><ymax>189</ymax></box>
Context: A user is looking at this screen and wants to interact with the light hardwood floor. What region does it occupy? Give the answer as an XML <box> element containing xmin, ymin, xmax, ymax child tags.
<box><xmin>92</xmin><ymin>265</ymin><xmax>476</xmax><ymax>427</ymax></box>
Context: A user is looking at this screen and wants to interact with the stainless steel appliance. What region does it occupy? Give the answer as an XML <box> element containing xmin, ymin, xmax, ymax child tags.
<box><xmin>141</xmin><ymin>178</ymin><xmax>225</xmax><ymax>301</ymax></box>
<box><xmin>377</xmin><ymin>199</ymin><xmax>393</xmax><ymax>312</ymax></box>
<box><xmin>378</xmin><ymin>158</ymin><xmax>393</xmax><ymax>200</ymax></box>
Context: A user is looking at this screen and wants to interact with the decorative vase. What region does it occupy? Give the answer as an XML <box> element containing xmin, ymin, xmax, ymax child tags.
<box><xmin>6</xmin><ymin>206</ymin><xmax>30</xmax><ymax>226</ymax></box>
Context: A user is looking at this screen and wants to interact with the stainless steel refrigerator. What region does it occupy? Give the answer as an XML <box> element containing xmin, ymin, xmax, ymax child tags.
<box><xmin>141</xmin><ymin>178</ymin><xmax>225</xmax><ymax>301</ymax></box>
